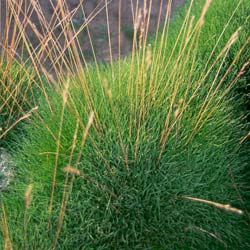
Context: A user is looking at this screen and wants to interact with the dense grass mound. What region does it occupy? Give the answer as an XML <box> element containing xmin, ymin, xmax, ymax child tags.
<box><xmin>1</xmin><ymin>0</ymin><xmax>250</xmax><ymax>249</ymax></box>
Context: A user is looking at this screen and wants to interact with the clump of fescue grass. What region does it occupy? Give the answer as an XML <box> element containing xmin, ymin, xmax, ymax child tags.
<box><xmin>1</xmin><ymin>0</ymin><xmax>250</xmax><ymax>249</ymax></box>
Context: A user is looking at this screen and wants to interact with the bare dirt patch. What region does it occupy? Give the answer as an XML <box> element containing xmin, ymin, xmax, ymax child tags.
<box><xmin>0</xmin><ymin>0</ymin><xmax>184</xmax><ymax>64</ymax></box>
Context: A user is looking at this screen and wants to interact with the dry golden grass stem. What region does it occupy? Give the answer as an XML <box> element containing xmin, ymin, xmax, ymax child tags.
<box><xmin>78</xmin><ymin>71</ymin><xmax>102</xmax><ymax>128</ymax></box>
<box><xmin>75</xmin><ymin>111</ymin><xmax>94</xmax><ymax>164</ymax></box>
<box><xmin>58</xmin><ymin>0</ymin><xmax>95</xmax><ymax>78</ymax></box>
<box><xmin>129</xmin><ymin>0</ymin><xmax>152</xmax><ymax>152</ymax></box>
<box><xmin>53</xmin><ymin>111</ymin><xmax>98</xmax><ymax>249</ymax></box>
<box><xmin>133</xmin><ymin>0</ymin><xmax>154</xmax><ymax>159</ymax></box>
<box><xmin>197</xmin><ymin>0</ymin><xmax>212</xmax><ymax>28</ymax></box>
<box><xmin>53</xmin><ymin>120</ymin><xmax>80</xmax><ymax>250</ymax></box>
<box><xmin>29</xmin><ymin>0</ymin><xmax>82</xmax><ymax>78</ymax></box>
<box><xmin>0</xmin><ymin>0</ymin><xmax>37</xmax><ymax>124</ymax></box>
<box><xmin>182</xmin><ymin>196</ymin><xmax>243</xmax><ymax>215</ymax></box>
<box><xmin>105</xmin><ymin>0</ymin><xmax>113</xmax><ymax>67</ymax></box>
<box><xmin>1</xmin><ymin>0</ymin><xmax>21</xmax><ymax>63</ymax></box>
<box><xmin>202</xmin><ymin>0</ymin><xmax>242</xmax><ymax>72</ymax></box>
<box><xmin>172</xmin><ymin>16</ymin><xmax>196</xmax><ymax>147</ymax></box>
<box><xmin>49</xmin><ymin>1</ymin><xmax>109</xmax><ymax>72</ymax></box>
<box><xmin>51</xmin><ymin>3</ymin><xmax>99</xmax><ymax>119</ymax></box>
<box><xmin>53</xmin><ymin>110</ymin><xmax>114</xmax><ymax>249</ymax></box>
<box><xmin>6</xmin><ymin>0</ymin><xmax>53</xmax><ymax>112</ymax></box>
<box><xmin>153</xmin><ymin>0</ymin><xmax>194</xmax><ymax>101</ymax></box>
<box><xmin>157</xmin><ymin>39</ymin><xmax>248</xmax><ymax>155</ymax></box>
<box><xmin>157</xmin><ymin>13</ymin><xmax>199</xmax><ymax>161</ymax></box>
<box><xmin>185</xmin><ymin>225</ymin><xmax>226</xmax><ymax>245</ymax></box>
<box><xmin>118</xmin><ymin>0</ymin><xmax>122</xmax><ymax>92</ymax></box>
<box><xmin>2</xmin><ymin>10</ymin><xmax>15</xmax><ymax>62</ymax></box>
<box><xmin>228</xmin><ymin>166</ymin><xmax>250</xmax><ymax>220</ymax></box>
<box><xmin>63</xmin><ymin>166</ymin><xmax>80</xmax><ymax>176</ymax></box>
<box><xmin>0</xmin><ymin>203</ymin><xmax>13</xmax><ymax>250</ymax></box>
<box><xmin>0</xmin><ymin>75</ymin><xmax>25</xmax><ymax>115</ymax></box>
<box><xmin>240</xmin><ymin>131</ymin><xmax>250</xmax><ymax>144</ymax></box>
<box><xmin>48</xmin><ymin>110</ymin><xmax>94</xmax><ymax>235</ymax></box>
<box><xmin>151</xmin><ymin>0</ymin><xmax>172</xmax><ymax>72</ymax></box>
<box><xmin>128</xmin><ymin>1</ymin><xmax>141</xmax><ymax>137</ymax></box>
<box><xmin>23</xmin><ymin>184</ymin><xmax>33</xmax><ymax>250</ymax></box>
<box><xmin>24</xmin><ymin>184</ymin><xmax>33</xmax><ymax>209</ymax></box>
<box><xmin>187</xmin><ymin>13</ymin><xmax>244</xmax><ymax>102</ymax></box>
<box><xmin>103</xmin><ymin>80</ymin><xmax>129</xmax><ymax>171</ymax></box>
<box><xmin>48</xmin><ymin>81</ymin><xmax>69</xmax><ymax>221</ymax></box>
<box><xmin>6</xmin><ymin>0</ymin><xmax>107</xmax><ymax>141</ymax></box>
<box><xmin>8</xmin><ymin>0</ymin><xmax>105</xmax><ymax>94</ymax></box>
<box><xmin>80</xmin><ymin>5</ymin><xmax>100</xmax><ymax>75</ymax></box>
<box><xmin>25</xmin><ymin>1</ymin><xmax>73</xmax><ymax>79</ymax></box>
<box><xmin>185</xmin><ymin>38</ymin><xmax>249</xmax><ymax>145</ymax></box>
<box><xmin>158</xmin><ymin>36</ymin><xmax>248</xmax><ymax>155</ymax></box>
<box><xmin>157</xmin><ymin>2</ymin><xmax>246</xmax><ymax>151</ymax></box>
<box><xmin>63</xmin><ymin>94</ymin><xmax>113</xmax><ymax>174</ymax></box>
<box><xmin>0</xmin><ymin>51</ymin><xmax>59</xmax><ymax>142</ymax></box>
<box><xmin>159</xmin><ymin>17</ymin><xmax>199</xmax><ymax>102</ymax></box>
<box><xmin>68</xmin><ymin>13</ymin><xmax>96</xmax><ymax>84</ymax></box>
<box><xmin>129</xmin><ymin>0</ymin><xmax>156</xmax><ymax>139</ymax></box>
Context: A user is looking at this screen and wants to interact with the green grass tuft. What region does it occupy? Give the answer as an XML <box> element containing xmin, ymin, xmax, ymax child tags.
<box><xmin>1</xmin><ymin>0</ymin><xmax>250</xmax><ymax>249</ymax></box>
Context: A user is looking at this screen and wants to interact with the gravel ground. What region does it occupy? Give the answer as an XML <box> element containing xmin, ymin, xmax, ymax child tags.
<box><xmin>0</xmin><ymin>148</ymin><xmax>13</xmax><ymax>190</ymax></box>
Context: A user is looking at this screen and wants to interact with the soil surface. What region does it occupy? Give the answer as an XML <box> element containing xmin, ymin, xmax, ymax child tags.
<box><xmin>0</xmin><ymin>0</ymin><xmax>184</xmax><ymax>64</ymax></box>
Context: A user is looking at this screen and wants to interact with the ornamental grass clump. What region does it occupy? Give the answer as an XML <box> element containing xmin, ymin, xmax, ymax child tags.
<box><xmin>0</xmin><ymin>0</ymin><xmax>250</xmax><ymax>249</ymax></box>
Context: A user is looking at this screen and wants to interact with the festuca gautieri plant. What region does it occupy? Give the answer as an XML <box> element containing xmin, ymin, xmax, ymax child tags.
<box><xmin>1</xmin><ymin>0</ymin><xmax>250</xmax><ymax>249</ymax></box>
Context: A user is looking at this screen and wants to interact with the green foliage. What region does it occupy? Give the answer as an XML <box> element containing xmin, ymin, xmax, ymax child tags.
<box><xmin>1</xmin><ymin>0</ymin><xmax>250</xmax><ymax>249</ymax></box>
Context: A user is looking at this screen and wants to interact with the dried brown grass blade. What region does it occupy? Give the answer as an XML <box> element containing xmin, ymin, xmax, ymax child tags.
<box><xmin>0</xmin><ymin>203</ymin><xmax>13</xmax><ymax>250</ymax></box>
<box><xmin>182</xmin><ymin>196</ymin><xmax>243</xmax><ymax>215</ymax></box>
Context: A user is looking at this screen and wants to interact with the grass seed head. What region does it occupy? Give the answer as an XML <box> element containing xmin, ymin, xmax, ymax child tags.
<box><xmin>146</xmin><ymin>44</ymin><xmax>152</xmax><ymax>70</ymax></box>
<box><xmin>64</xmin><ymin>166</ymin><xmax>81</xmax><ymax>176</ymax></box>
<box><xmin>134</xmin><ymin>8</ymin><xmax>143</xmax><ymax>32</ymax></box>
<box><xmin>25</xmin><ymin>184</ymin><xmax>33</xmax><ymax>209</ymax></box>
